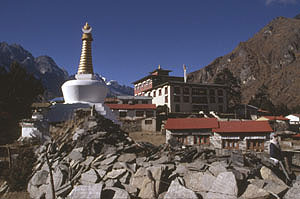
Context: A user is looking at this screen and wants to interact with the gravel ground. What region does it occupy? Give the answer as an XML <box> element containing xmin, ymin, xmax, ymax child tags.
<box><xmin>128</xmin><ymin>131</ymin><xmax>166</xmax><ymax>146</ymax></box>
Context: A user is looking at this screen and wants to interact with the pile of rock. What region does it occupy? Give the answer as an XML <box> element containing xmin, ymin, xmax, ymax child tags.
<box><xmin>24</xmin><ymin>109</ymin><xmax>300</xmax><ymax>199</ymax></box>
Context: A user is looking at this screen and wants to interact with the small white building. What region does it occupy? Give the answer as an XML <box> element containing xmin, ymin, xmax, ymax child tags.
<box><xmin>106</xmin><ymin>103</ymin><xmax>156</xmax><ymax>132</ymax></box>
<box><xmin>19</xmin><ymin>111</ymin><xmax>49</xmax><ymax>140</ymax></box>
<box><xmin>164</xmin><ymin>117</ymin><xmax>219</xmax><ymax>145</ymax></box>
<box><xmin>286</xmin><ymin>114</ymin><xmax>300</xmax><ymax>125</ymax></box>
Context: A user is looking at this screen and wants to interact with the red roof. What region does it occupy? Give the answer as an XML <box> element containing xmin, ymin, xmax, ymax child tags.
<box><xmin>292</xmin><ymin>134</ymin><xmax>300</xmax><ymax>138</ymax></box>
<box><xmin>165</xmin><ymin>118</ymin><xmax>219</xmax><ymax>130</ymax></box>
<box><xmin>262</xmin><ymin>116</ymin><xmax>289</xmax><ymax>121</ymax></box>
<box><xmin>106</xmin><ymin>104</ymin><xmax>156</xmax><ymax>110</ymax></box>
<box><xmin>213</xmin><ymin>121</ymin><xmax>273</xmax><ymax>133</ymax></box>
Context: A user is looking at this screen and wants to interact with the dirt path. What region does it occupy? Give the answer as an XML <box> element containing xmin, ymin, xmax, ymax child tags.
<box><xmin>128</xmin><ymin>131</ymin><xmax>165</xmax><ymax>146</ymax></box>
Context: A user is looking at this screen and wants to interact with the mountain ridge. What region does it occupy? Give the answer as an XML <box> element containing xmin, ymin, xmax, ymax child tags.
<box><xmin>0</xmin><ymin>42</ymin><xmax>133</xmax><ymax>99</ymax></box>
<box><xmin>187</xmin><ymin>16</ymin><xmax>300</xmax><ymax>108</ymax></box>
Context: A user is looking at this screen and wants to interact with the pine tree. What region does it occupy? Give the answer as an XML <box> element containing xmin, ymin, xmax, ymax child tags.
<box><xmin>214</xmin><ymin>68</ymin><xmax>241</xmax><ymax>112</ymax></box>
<box><xmin>0</xmin><ymin>62</ymin><xmax>44</xmax><ymax>144</ymax></box>
<box><xmin>249</xmin><ymin>84</ymin><xmax>275</xmax><ymax>114</ymax></box>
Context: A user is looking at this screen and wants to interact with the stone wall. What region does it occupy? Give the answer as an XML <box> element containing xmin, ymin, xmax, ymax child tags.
<box><xmin>141</xmin><ymin>118</ymin><xmax>156</xmax><ymax>132</ymax></box>
<box><xmin>120</xmin><ymin>119</ymin><xmax>142</xmax><ymax>132</ymax></box>
<box><xmin>210</xmin><ymin>133</ymin><xmax>222</xmax><ymax>149</ymax></box>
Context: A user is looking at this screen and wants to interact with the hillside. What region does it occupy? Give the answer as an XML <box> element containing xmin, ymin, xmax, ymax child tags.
<box><xmin>187</xmin><ymin>16</ymin><xmax>300</xmax><ymax>108</ymax></box>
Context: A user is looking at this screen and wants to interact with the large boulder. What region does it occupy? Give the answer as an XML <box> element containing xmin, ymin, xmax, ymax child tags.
<box><xmin>184</xmin><ymin>171</ymin><xmax>216</xmax><ymax>192</ymax></box>
<box><xmin>241</xmin><ymin>184</ymin><xmax>270</xmax><ymax>199</ymax></box>
<box><xmin>117</xmin><ymin>153</ymin><xmax>137</xmax><ymax>163</ymax></box>
<box><xmin>30</xmin><ymin>170</ymin><xmax>49</xmax><ymax>186</ymax></box>
<box><xmin>164</xmin><ymin>179</ymin><xmax>198</xmax><ymax>199</ymax></box>
<box><xmin>206</xmin><ymin>172</ymin><xmax>238</xmax><ymax>199</ymax></box>
<box><xmin>68</xmin><ymin>183</ymin><xmax>103</xmax><ymax>199</ymax></box>
<box><xmin>102</xmin><ymin>187</ymin><xmax>130</xmax><ymax>199</ymax></box>
<box><xmin>260</xmin><ymin>166</ymin><xmax>286</xmax><ymax>186</ymax></box>
<box><xmin>106</xmin><ymin>169</ymin><xmax>127</xmax><ymax>179</ymax></box>
<box><xmin>283</xmin><ymin>186</ymin><xmax>300</xmax><ymax>199</ymax></box>
<box><xmin>138</xmin><ymin>165</ymin><xmax>166</xmax><ymax>198</ymax></box>
<box><xmin>263</xmin><ymin>180</ymin><xmax>289</xmax><ymax>196</ymax></box>
<box><xmin>80</xmin><ymin>169</ymin><xmax>99</xmax><ymax>184</ymax></box>
<box><xmin>208</xmin><ymin>161</ymin><xmax>228</xmax><ymax>176</ymax></box>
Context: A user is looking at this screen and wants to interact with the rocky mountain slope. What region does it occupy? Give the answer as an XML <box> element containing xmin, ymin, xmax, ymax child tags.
<box><xmin>0</xmin><ymin>42</ymin><xmax>69</xmax><ymax>99</ymax></box>
<box><xmin>187</xmin><ymin>16</ymin><xmax>300</xmax><ymax>108</ymax></box>
<box><xmin>0</xmin><ymin>42</ymin><xmax>133</xmax><ymax>99</ymax></box>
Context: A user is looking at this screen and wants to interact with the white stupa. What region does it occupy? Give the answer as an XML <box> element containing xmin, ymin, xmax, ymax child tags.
<box><xmin>62</xmin><ymin>22</ymin><xmax>107</xmax><ymax>103</ymax></box>
<box><xmin>57</xmin><ymin>22</ymin><xmax>117</xmax><ymax>123</ymax></box>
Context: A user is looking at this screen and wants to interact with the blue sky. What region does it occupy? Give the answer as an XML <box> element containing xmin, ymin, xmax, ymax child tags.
<box><xmin>0</xmin><ymin>0</ymin><xmax>299</xmax><ymax>86</ymax></box>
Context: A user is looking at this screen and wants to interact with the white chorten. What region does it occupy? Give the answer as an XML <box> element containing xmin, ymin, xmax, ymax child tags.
<box><xmin>62</xmin><ymin>22</ymin><xmax>108</xmax><ymax>103</ymax></box>
<box><xmin>58</xmin><ymin>23</ymin><xmax>118</xmax><ymax>123</ymax></box>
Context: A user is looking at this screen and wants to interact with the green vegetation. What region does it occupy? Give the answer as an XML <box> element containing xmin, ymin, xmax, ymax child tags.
<box><xmin>0</xmin><ymin>62</ymin><xmax>44</xmax><ymax>144</ymax></box>
<box><xmin>249</xmin><ymin>84</ymin><xmax>275</xmax><ymax>113</ymax></box>
<box><xmin>214</xmin><ymin>68</ymin><xmax>242</xmax><ymax>112</ymax></box>
<box><xmin>4</xmin><ymin>147</ymin><xmax>36</xmax><ymax>191</ymax></box>
<box><xmin>249</xmin><ymin>84</ymin><xmax>291</xmax><ymax>116</ymax></box>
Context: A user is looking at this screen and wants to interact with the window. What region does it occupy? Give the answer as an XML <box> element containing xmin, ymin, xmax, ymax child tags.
<box><xmin>183</xmin><ymin>96</ymin><xmax>189</xmax><ymax>103</ymax></box>
<box><xmin>222</xmin><ymin>139</ymin><xmax>239</xmax><ymax>149</ymax></box>
<box><xmin>159</xmin><ymin>89</ymin><xmax>162</xmax><ymax>96</ymax></box>
<box><xmin>174</xmin><ymin>96</ymin><xmax>181</xmax><ymax>102</ymax></box>
<box><xmin>146</xmin><ymin>111</ymin><xmax>154</xmax><ymax>117</ymax></box>
<box><xmin>165</xmin><ymin>96</ymin><xmax>168</xmax><ymax>103</ymax></box>
<box><xmin>217</xmin><ymin>90</ymin><xmax>223</xmax><ymax>96</ymax></box>
<box><xmin>209</xmin><ymin>97</ymin><xmax>216</xmax><ymax>103</ymax></box>
<box><xmin>192</xmin><ymin>105</ymin><xmax>201</xmax><ymax>112</ymax></box>
<box><xmin>218</xmin><ymin>97</ymin><xmax>223</xmax><ymax>103</ymax></box>
<box><xmin>145</xmin><ymin>120</ymin><xmax>153</xmax><ymax>125</ymax></box>
<box><xmin>209</xmin><ymin>89</ymin><xmax>215</xmax><ymax>95</ymax></box>
<box><xmin>218</xmin><ymin>105</ymin><xmax>223</xmax><ymax>112</ymax></box>
<box><xmin>165</xmin><ymin>87</ymin><xmax>168</xmax><ymax>94</ymax></box>
<box><xmin>136</xmin><ymin>110</ymin><xmax>144</xmax><ymax>117</ymax></box>
<box><xmin>175</xmin><ymin>136</ymin><xmax>187</xmax><ymax>144</ymax></box>
<box><xmin>183</xmin><ymin>87</ymin><xmax>190</xmax><ymax>95</ymax></box>
<box><xmin>153</xmin><ymin>90</ymin><xmax>156</xmax><ymax>97</ymax></box>
<box><xmin>119</xmin><ymin>111</ymin><xmax>127</xmax><ymax>118</ymax></box>
<box><xmin>142</xmin><ymin>100</ymin><xmax>148</xmax><ymax>104</ymax></box>
<box><xmin>247</xmin><ymin>139</ymin><xmax>264</xmax><ymax>152</ymax></box>
<box><xmin>192</xmin><ymin>88</ymin><xmax>200</xmax><ymax>95</ymax></box>
<box><xmin>175</xmin><ymin>104</ymin><xmax>180</xmax><ymax>112</ymax></box>
<box><xmin>192</xmin><ymin>96</ymin><xmax>207</xmax><ymax>104</ymax></box>
<box><xmin>174</xmin><ymin>87</ymin><xmax>181</xmax><ymax>94</ymax></box>
<box><xmin>193</xmin><ymin>136</ymin><xmax>210</xmax><ymax>145</ymax></box>
<box><xmin>192</xmin><ymin>88</ymin><xmax>207</xmax><ymax>95</ymax></box>
<box><xmin>192</xmin><ymin>105</ymin><xmax>208</xmax><ymax>112</ymax></box>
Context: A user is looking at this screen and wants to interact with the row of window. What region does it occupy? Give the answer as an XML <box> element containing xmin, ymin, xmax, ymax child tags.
<box><xmin>121</xmin><ymin>100</ymin><xmax>150</xmax><ymax>104</ymax></box>
<box><xmin>152</xmin><ymin>87</ymin><xmax>168</xmax><ymax>97</ymax></box>
<box><xmin>174</xmin><ymin>104</ymin><xmax>224</xmax><ymax>113</ymax></box>
<box><xmin>222</xmin><ymin>139</ymin><xmax>264</xmax><ymax>151</ymax></box>
<box><xmin>174</xmin><ymin>87</ymin><xmax>224</xmax><ymax>96</ymax></box>
<box><xmin>174</xmin><ymin>135</ymin><xmax>210</xmax><ymax>145</ymax></box>
<box><xmin>134</xmin><ymin>79</ymin><xmax>152</xmax><ymax>90</ymax></box>
<box><xmin>149</xmin><ymin>87</ymin><xmax>224</xmax><ymax>98</ymax></box>
<box><xmin>119</xmin><ymin>110</ymin><xmax>154</xmax><ymax>118</ymax></box>
<box><xmin>173</xmin><ymin>96</ymin><xmax>224</xmax><ymax>104</ymax></box>
<box><xmin>174</xmin><ymin>136</ymin><xmax>265</xmax><ymax>151</ymax></box>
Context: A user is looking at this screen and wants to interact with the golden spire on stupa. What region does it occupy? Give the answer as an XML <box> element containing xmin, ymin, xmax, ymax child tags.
<box><xmin>77</xmin><ymin>22</ymin><xmax>94</xmax><ymax>74</ymax></box>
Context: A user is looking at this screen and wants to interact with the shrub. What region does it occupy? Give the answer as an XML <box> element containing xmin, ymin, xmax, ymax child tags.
<box><xmin>4</xmin><ymin>147</ymin><xmax>36</xmax><ymax>191</ymax></box>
